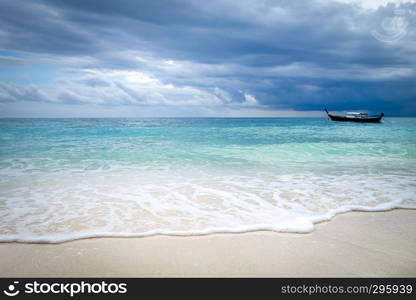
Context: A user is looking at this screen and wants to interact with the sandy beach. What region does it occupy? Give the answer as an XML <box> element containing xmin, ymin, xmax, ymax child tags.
<box><xmin>0</xmin><ymin>209</ymin><xmax>415</xmax><ymax>277</ymax></box>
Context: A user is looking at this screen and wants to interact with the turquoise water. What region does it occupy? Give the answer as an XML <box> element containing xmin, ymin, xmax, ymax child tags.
<box><xmin>0</xmin><ymin>118</ymin><xmax>415</xmax><ymax>242</ymax></box>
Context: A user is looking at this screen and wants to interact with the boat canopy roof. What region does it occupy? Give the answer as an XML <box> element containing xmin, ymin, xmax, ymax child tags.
<box><xmin>346</xmin><ymin>112</ymin><xmax>368</xmax><ymax>115</ymax></box>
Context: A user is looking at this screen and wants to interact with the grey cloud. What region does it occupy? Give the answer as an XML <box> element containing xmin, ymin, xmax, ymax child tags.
<box><xmin>0</xmin><ymin>82</ymin><xmax>52</xmax><ymax>102</ymax></box>
<box><xmin>0</xmin><ymin>56</ymin><xmax>25</xmax><ymax>66</ymax></box>
<box><xmin>76</xmin><ymin>78</ymin><xmax>111</xmax><ymax>87</ymax></box>
<box><xmin>0</xmin><ymin>0</ymin><xmax>415</xmax><ymax>115</ymax></box>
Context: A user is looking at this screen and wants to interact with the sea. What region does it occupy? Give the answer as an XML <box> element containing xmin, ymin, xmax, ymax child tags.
<box><xmin>0</xmin><ymin>117</ymin><xmax>415</xmax><ymax>243</ymax></box>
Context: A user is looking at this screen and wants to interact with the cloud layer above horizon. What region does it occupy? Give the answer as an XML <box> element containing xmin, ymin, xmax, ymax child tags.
<box><xmin>0</xmin><ymin>0</ymin><xmax>415</xmax><ymax>117</ymax></box>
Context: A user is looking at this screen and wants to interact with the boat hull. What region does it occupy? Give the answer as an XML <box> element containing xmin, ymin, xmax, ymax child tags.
<box><xmin>327</xmin><ymin>114</ymin><xmax>383</xmax><ymax>123</ymax></box>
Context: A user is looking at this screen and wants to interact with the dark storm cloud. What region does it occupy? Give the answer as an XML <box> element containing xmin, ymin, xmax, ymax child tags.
<box><xmin>0</xmin><ymin>0</ymin><xmax>415</xmax><ymax>116</ymax></box>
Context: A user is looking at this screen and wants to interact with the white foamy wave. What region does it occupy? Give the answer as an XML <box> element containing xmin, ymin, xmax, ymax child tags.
<box><xmin>0</xmin><ymin>167</ymin><xmax>415</xmax><ymax>243</ymax></box>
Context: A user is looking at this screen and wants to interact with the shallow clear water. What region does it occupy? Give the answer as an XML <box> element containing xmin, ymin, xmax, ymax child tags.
<box><xmin>0</xmin><ymin>118</ymin><xmax>415</xmax><ymax>242</ymax></box>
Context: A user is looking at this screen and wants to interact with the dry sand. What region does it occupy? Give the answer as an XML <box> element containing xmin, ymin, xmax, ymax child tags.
<box><xmin>0</xmin><ymin>209</ymin><xmax>415</xmax><ymax>277</ymax></box>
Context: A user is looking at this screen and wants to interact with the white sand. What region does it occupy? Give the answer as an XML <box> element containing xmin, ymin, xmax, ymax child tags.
<box><xmin>0</xmin><ymin>209</ymin><xmax>415</xmax><ymax>277</ymax></box>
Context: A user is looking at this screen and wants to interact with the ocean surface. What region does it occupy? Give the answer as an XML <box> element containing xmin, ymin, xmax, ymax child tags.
<box><xmin>0</xmin><ymin>117</ymin><xmax>415</xmax><ymax>243</ymax></box>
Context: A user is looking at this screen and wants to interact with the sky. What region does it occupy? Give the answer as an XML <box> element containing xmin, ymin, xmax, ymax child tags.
<box><xmin>0</xmin><ymin>0</ymin><xmax>415</xmax><ymax>117</ymax></box>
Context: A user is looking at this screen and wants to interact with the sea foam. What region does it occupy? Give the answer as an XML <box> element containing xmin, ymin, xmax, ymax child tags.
<box><xmin>0</xmin><ymin>167</ymin><xmax>414</xmax><ymax>243</ymax></box>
